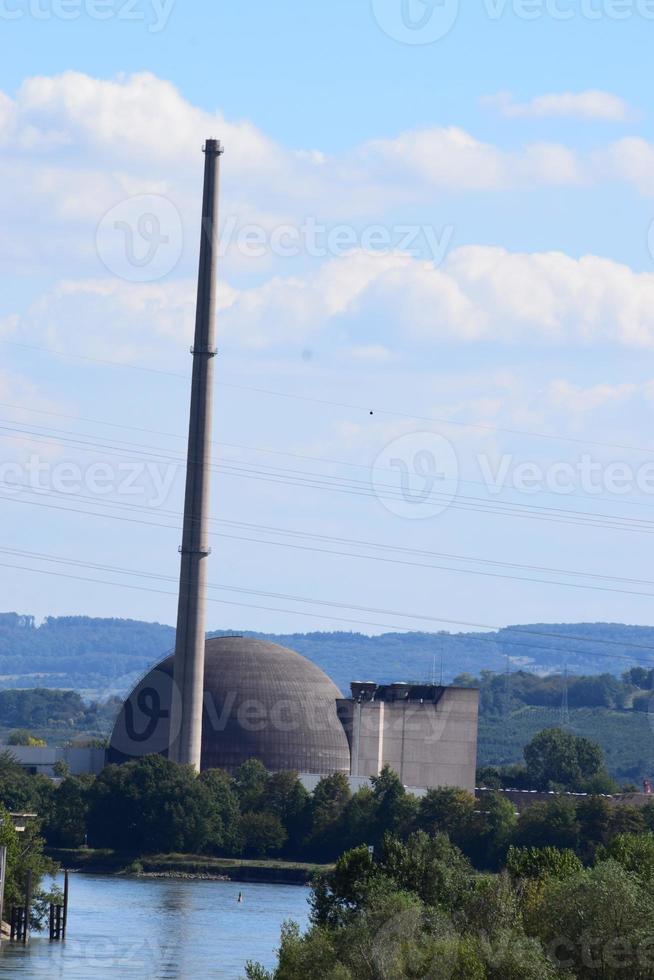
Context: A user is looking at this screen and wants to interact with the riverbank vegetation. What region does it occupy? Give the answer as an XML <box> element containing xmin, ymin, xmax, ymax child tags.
<box><xmin>246</xmin><ymin>830</ymin><xmax>654</xmax><ymax>979</ymax></box>
<box><xmin>0</xmin><ymin>802</ymin><xmax>59</xmax><ymax>929</ymax></box>
<box><xmin>0</xmin><ymin>729</ymin><xmax>653</xmax><ymax>872</ymax></box>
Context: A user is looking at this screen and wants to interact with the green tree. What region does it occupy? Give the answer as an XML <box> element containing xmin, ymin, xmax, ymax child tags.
<box><xmin>369</xmin><ymin>766</ymin><xmax>417</xmax><ymax>845</ymax></box>
<box><xmin>0</xmin><ymin>750</ymin><xmax>52</xmax><ymax>813</ymax></box>
<box><xmin>523</xmin><ymin>727</ymin><xmax>607</xmax><ymax>791</ymax></box>
<box><xmin>418</xmin><ymin>786</ymin><xmax>476</xmax><ymax>838</ymax></box>
<box><xmin>506</xmin><ymin>845</ymin><xmax>583</xmax><ymax>880</ymax></box>
<box><xmin>263</xmin><ymin>772</ymin><xmax>310</xmax><ymax>851</ymax></box>
<box><xmin>44</xmin><ymin>775</ymin><xmax>93</xmax><ymax>848</ymax></box>
<box><xmin>197</xmin><ymin>768</ymin><xmax>242</xmax><ymax>854</ymax></box>
<box><xmin>235</xmin><ymin>759</ymin><xmax>269</xmax><ymax>812</ymax></box>
<box><xmin>514</xmin><ymin>798</ymin><xmax>579</xmax><ymax>851</ymax></box>
<box><xmin>0</xmin><ymin>804</ymin><xmax>59</xmax><ymax>928</ymax></box>
<box><xmin>378</xmin><ymin>831</ymin><xmax>475</xmax><ymax>910</ymax></box>
<box><xmin>8</xmin><ymin>730</ymin><xmax>46</xmax><ymax>747</ymax></box>
<box><xmin>87</xmin><ymin>756</ymin><xmax>214</xmax><ymax>854</ymax></box>
<box><xmin>479</xmin><ymin>792</ymin><xmax>518</xmax><ymax>869</ymax></box>
<box><xmin>576</xmin><ymin>795</ymin><xmax>613</xmax><ymax>862</ymax></box>
<box><xmin>598</xmin><ymin>832</ymin><xmax>654</xmax><ymax>879</ymax></box>
<box><xmin>609</xmin><ymin>804</ymin><xmax>646</xmax><ymax>837</ymax></box>
<box><xmin>417</xmin><ymin>787</ymin><xmax>480</xmax><ymax>858</ymax></box>
<box><xmin>240</xmin><ymin>812</ymin><xmax>287</xmax><ymax>857</ymax></box>
<box><xmin>303</xmin><ymin>772</ymin><xmax>352</xmax><ymax>858</ymax></box>
<box><xmin>533</xmin><ymin>860</ymin><xmax>654</xmax><ymax>978</ymax></box>
<box><xmin>339</xmin><ymin>787</ymin><xmax>377</xmax><ymax>852</ymax></box>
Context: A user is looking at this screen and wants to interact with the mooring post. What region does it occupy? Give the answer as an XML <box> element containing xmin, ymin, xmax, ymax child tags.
<box><xmin>0</xmin><ymin>845</ymin><xmax>6</xmax><ymax>939</ymax></box>
<box><xmin>49</xmin><ymin>903</ymin><xmax>54</xmax><ymax>941</ymax></box>
<box><xmin>23</xmin><ymin>870</ymin><xmax>32</xmax><ymax>944</ymax></box>
<box><xmin>62</xmin><ymin>870</ymin><xmax>69</xmax><ymax>939</ymax></box>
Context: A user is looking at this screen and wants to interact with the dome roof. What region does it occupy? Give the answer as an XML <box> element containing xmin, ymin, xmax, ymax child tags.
<box><xmin>108</xmin><ymin>636</ymin><xmax>351</xmax><ymax>775</ymax></box>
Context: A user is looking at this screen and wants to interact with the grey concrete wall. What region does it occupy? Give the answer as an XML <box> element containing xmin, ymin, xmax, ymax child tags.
<box><xmin>5</xmin><ymin>745</ymin><xmax>106</xmax><ymax>777</ymax></box>
<box><xmin>337</xmin><ymin>687</ymin><xmax>479</xmax><ymax>794</ymax></box>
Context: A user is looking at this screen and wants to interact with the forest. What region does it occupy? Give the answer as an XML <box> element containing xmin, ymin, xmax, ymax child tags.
<box><xmin>1</xmin><ymin>613</ymin><xmax>654</xmax><ymax>695</ymax></box>
<box><xmin>5</xmin><ymin>730</ymin><xmax>654</xmax><ymax>974</ymax></box>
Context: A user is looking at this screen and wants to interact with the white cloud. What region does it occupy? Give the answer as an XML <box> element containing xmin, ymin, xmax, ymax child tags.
<box><xmin>359</xmin><ymin>126</ymin><xmax>581</xmax><ymax>190</ymax></box>
<box><xmin>595</xmin><ymin>137</ymin><xmax>654</xmax><ymax>197</ymax></box>
<box><xmin>5</xmin><ymin>68</ymin><xmax>654</xmax><ymax>284</ymax></box>
<box><xmin>218</xmin><ymin>247</ymin><xmax>654</xmax><ymax>350</ymax></box>
<box><xmin>10</xmin><ymin>246</ymin><xmax>654</xmax><ymax>357</ymax></box>
<box><xmin>548</xmin><ymin>380</ymin><xmax>638</xmax><ymax>413</ymax></box>
<box><xmin>483</xmin><ymin>90</ymin><xmax>633</xmax><ymax>123</ymax></box>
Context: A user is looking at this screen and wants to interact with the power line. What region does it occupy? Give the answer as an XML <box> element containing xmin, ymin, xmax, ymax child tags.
<box><xmin>4</xmin><ymin>481</ymin><xmax>654</xmax><ymax>602</ymax></box>
<box><xmin>2</xmin><ymin>544</ymin><xmax>654</xmax><ymax>667</ymax></box>
<box><xmin>4</xmin><ymin>336</ymin><xmax>654</xmax><ymax>458</ymax></box>
<box><xmin>2</xmin><ymin>418</ymin><xmax>654</xmax><ymax>537</ymax></box>
<box><xmin>5</xmin><ymin>397</ymin><xmax>654</xmax><ymax>519</ymax></box>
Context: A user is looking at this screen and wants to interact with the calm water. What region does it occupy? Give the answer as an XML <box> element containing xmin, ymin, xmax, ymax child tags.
<box><xmin>0</xmin><ymin>874</ymin><xmax>310</xmax><ymax>979</ymax></box>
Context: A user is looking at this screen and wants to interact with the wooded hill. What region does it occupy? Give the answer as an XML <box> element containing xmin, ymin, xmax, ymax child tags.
<box><xmin>0</xmin><ymin>612</ymin><xmax>653</xmax><ymax>696</ymax></box>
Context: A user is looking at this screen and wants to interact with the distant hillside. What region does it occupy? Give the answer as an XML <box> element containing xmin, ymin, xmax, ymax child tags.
<box><xmin>0</xmin><ymin>611</ymin><xmax>653</xmax><ymax>698</ymax></box>
<box><xmin>479</xmin><ymin>707</ymin><xmax>654</xmax><ymax>785</ymax></box>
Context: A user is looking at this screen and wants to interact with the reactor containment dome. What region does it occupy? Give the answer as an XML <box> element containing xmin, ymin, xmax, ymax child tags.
<box><xmin>108</xmin><ymin>636</ymin><xmax>351</xmax><ymax>775</ymax></box>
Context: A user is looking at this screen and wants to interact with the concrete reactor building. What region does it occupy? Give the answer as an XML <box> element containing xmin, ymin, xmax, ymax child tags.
<box><xmin>108</xmin><ymin>637</ymin><xmax>479</xmax><ymax>793</ymax></box>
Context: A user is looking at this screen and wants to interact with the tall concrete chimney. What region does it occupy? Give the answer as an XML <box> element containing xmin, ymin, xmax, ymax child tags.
<box><xmin>169</xmin><ymin>138</ymin><xmax>223</xmax><ymax>769</ymax></box>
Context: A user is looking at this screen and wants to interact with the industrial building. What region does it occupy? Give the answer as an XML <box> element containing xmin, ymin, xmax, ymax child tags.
<box><xmin>338</xmin><ymin>682</ymin><xmax>479</xmax><ymax>794</ymax></box>
<box><xmin>108</xmin><ymin>636</ymin><xmax>479</xmax><ymax>792</ymax></box>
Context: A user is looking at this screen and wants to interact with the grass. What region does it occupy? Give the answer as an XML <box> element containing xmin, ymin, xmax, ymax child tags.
<box><xmin>45</xmin><ymin>847</ymin><xmax>333</xmax><ymax>883</ymax></box>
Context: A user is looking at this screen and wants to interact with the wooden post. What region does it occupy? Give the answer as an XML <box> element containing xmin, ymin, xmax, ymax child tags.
<box><xmin>0</xmin><ymin>845</ymin><xmax>6</xmax><ymax>938</ymax></box>
<box><xmin>49</xmin><ymin>904</ymin><xmax>54</xmax><ymax>941</ymax></box>
<box><xmin>62</xmin><ymin>870</ymin><xmax>69</xmax><ymax>939</ymax></box>
<box><xmin>23</xmin><ymin>870</ymin><xmax>32</xmax><ymax>944</ymax></box>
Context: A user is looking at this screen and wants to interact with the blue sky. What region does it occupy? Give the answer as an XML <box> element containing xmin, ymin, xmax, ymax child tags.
<box><xmin>2</xmin><ymin>0</ymin><xmax>654</xmax><ymax>668</ymax></box>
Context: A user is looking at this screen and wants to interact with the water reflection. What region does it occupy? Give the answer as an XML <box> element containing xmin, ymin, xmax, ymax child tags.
<box><xmin>0</xmin><ymin>874</ymin><xmax>309</xmax><ymax>979</ymax></box>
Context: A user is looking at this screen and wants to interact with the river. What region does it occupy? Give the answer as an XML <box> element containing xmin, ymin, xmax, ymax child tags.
<box><xmin>0</xmin><ymin>873</ymin><xmax>310</xmax><ymax>978</ymax></box>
